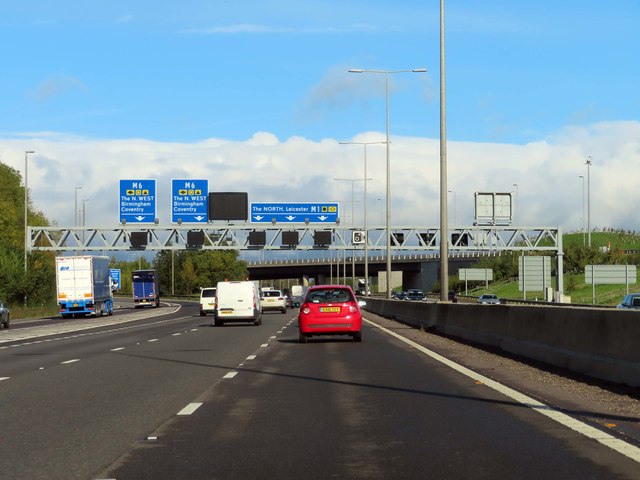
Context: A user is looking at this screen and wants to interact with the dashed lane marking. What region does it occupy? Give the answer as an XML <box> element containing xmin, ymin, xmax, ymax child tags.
<box><xmin>61</xmin><ymin>359</ymin><xmax>80</xmax><ymax>364</ymax></box>
<box><xmin>177</xmin><ymin>402</ymin><xmax>203</xmax><ymax>416</ymax></box>
<box><xmin>223</xmin><ymin>371</ymin><xmax>238</xmax><ymax>379</ymax></box>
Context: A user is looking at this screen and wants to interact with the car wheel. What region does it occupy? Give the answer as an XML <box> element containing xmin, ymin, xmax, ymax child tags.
<box><xmin>281</xmin><ymin>308</ymin><xmax>286</xmax><ymax>314</ymax></box>
<box><xmin>299</xmin><ymin>332</ymin><xmax>308</xmax><ymax>344</ymax></box>
<box><xmin>3</xmin><ymin>315</ymin><xmax>9</xmax><ymax>329</ymax></box>
<box><xmin>352</xmin><ymin>332</ymin><xmax>362</xmax><ymax>342</ymax></box>
<box><xmin>200</xmin><ymin>311</ymin><xmax>206</xmax><ymax>316</ymax></box>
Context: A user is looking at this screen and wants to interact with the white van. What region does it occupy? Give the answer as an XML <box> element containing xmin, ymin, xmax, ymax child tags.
<box><xmin>199</xmin><ymin>287</ymin><xmax>217</xmax><ymax>316</ymax></box>
<box><xmin>214</xmin><ymin>281</ymin><xmax>262</xmax><ymax>326</ymax></box>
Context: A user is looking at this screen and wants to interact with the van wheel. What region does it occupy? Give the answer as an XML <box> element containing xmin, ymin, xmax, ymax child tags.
<box><xmin>254</xmin><ymin>317</ymin><xmax>262</xmax><ymax>326</ymax></box>
<box><xmin>299</xmin><ymin>332</ymin><xmax>308</xmax><ymax>344</ymax></box>
<box><xmin>214</xmin><ymin>317</ymin><xmax>223</xmax><ymax>327</ymax></box>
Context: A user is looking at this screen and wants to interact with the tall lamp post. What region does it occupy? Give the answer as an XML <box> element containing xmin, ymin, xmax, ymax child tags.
<box><xmin>74</xmin><ymin>186</ymin><xmax>82</xmax><ymax>225</ymax></box>
<box><xmin>579</xmin><ymin>175</ymin><xmax>585</xmax><ymax>246</ymax></box>
<box><xmin>24</xmin><ymin>150</ymin><xmax>35</xmax><ymax>307</ymax></box>
<box><xmin>334</xmin><ymin>177</ymin><xmax>367</xmax><ymax>290</ymax></box>
<box><xmin>339</xmin><ymin>141</ymin><xmax>384</xmax><ymax>296</ymax></box>
<box><xmin>82</xmin><ymin>198</ymin><xmax>91</xmax><ymax>246</ymax></box>
<box><xmin>447</xmin><ymin>190</ymin><xmax>456</xmax><ymax>226</ymax></box>
<box><xmin>586</xmin><ymin>157</ymin><xmax>592</xmax><ymax>248</ymax></box>
<box><xmin>349</xmin><ymin>67</ymin><xmax>427</xmax><ymax>298</ymax></box>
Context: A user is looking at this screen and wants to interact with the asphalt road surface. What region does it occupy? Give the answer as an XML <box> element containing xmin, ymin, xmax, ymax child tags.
<box><xmin>1</xmin><ymin>301</ymin><xmax>638</xmax><ymax>479</ymax></box>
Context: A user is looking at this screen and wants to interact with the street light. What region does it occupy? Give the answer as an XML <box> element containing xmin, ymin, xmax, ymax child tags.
<box><xmin>74</xmin><ymin>186</ymin><xmax>82</xmax><ymax>226</ymax></box>
<box><xmin>447</xmin><ymin>190</ymin><xmax>456</xmax><ymax>226</ymax></box>
<box><xmin>334</xmin><ymin>177</ymin><xmax>368</xmax><ymax>290</ymax></box>
<box><xmin>24</xmin><ymin>150</ymin><xmax>35</xmax><ymax>307</ymax></box>
<box><xmin>586</xmin><ymin>157</ymin><xmax>592</xmax><ymax>248</ymax></box>
<box><xmin>579</xmin><ymin>175</ymin><xmax>585</xmax><ymax>246</ymax></box>
<box><xmin>82</xmin><ymin>198</ymin><xmax>91</xmax><ymax>246</ymax></box>
<box><xmin>340</xmin><ymin>141</ymin><xmax>385</xmax><ymax>296</ymax></box>
<box><xmin>349</xmin><ymin>67</ymin><xmax>427</xmax><ymax>298</ymax></box>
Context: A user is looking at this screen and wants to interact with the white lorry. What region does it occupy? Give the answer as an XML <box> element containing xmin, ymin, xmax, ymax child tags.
<box><xmin>214</xmin><ymin>281</ymin><xmax>262</xmax><ymax>326</ymax></box>
<box><xmin>56</xmin><ymin>256</ymin><xmax>114</xmax><ymax>318</ymax></box>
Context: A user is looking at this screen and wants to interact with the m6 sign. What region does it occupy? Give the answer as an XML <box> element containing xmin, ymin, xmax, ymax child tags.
<box><xmin>171</xmin><ymin>179</ymin><xmax>208</xmax><ymax>224</ymax></box>
<box><xmin>119</xmin><ymin>179</ymin><xmax>156</xmax><ymax>224</ymax></box>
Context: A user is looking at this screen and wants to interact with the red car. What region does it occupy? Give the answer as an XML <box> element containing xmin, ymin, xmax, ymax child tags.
<box><xmin>298</xmin><ymin>285</ymin><xmax>364</xmax><ymax>343</ymax></box>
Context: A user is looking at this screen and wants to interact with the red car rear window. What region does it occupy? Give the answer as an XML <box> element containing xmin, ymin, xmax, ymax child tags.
<box><xmin>306</xmin><ymin>288</ymin><xmax>354</xmax><ymax>304</ymax></box>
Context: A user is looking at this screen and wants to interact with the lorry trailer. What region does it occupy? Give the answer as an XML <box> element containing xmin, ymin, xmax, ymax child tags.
<box><xmin>132</xmin><ymin>270</ymin><xmax>160</xmax><ymax>308</ymax></box>
<box><xmin>56</xmin><ymin>256</ymin><xmax>114</xmax><ymax>318</ymax></box>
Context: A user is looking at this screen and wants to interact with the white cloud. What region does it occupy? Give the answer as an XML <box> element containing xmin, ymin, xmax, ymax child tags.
<box><xmin>1</xmin><ymin>121</ymin><xmax>638</xmax><ymax>234</ymax></box>
<box><xmin>31</xmin><ymin>75</ymin><xmax>88</xmax><ymax>102</ymax></box>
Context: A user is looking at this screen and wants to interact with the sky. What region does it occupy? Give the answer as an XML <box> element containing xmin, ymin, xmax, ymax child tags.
<box><xmin>1</xmin><ymin>0</ymin><xmax>639</xmax><ymax>236</ymax></box>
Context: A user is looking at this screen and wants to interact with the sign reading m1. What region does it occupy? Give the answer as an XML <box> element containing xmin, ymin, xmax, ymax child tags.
<box><xmin>120</xmin><ymin>179</ymin><xmax>156</xmax><ymax>223</ymax></box>
<box><xmin>251</xmin><ymin>202</ymin><xmax>339</xmax><ymax>223</ymax></box>
<box><xmin>171</xmin><ymin>179</ymin><xmax>208</xmax><ymax>223</ymax></box>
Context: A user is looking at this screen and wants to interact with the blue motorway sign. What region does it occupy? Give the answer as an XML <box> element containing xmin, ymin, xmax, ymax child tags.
<box><xmin>250</xmin><ymin>202</ymin><xmax>339</xmax><ymax>224</ymax></box>
<box><xmin>109</xmin><ymin>268</ymin><xmax>121</xmax><ymax>291</ymax></box>
<box><xmin>171</xmin><ymin>179</ymin><xmax>208</xmax><ymax>223</ymax></box>
<box><xmin>120</xmin><ymin>179</ymin><xmax>156</xmax><ymax>223</ymax></box>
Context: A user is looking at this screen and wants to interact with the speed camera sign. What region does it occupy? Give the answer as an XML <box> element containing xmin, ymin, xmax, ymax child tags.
<box><xmin>352</xmin><ymin>230</ymin><xmax>366</xmax><ymax>244</ymax></box>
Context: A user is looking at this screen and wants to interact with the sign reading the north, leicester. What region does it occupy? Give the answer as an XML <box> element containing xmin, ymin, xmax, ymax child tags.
<box><xmin>171</xmin><ymin>179</ymin><xmax>208</xmax><ymax>223</ymax></box>
<box><xmin>120</xmin><ymin>179</ymin><xmax>156</xmax><ymax>223</ymax></box>
<box><xmin>250</xmin><ymin>202</ymin><xmax>339</xmax><ymax>223</ymax></box>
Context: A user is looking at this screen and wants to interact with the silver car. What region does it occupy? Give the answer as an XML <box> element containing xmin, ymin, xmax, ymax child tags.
<box><xmin>616</xmin><ymin>293</ymin><xmax>640</xmax><ymax>309</ymax></box>
<box><xmin>478</xmin><ymin>294</ymin><xmax>500</xmax><ymax>305</ymax></box>
<box><xmin>0</xmin><ymin>300</ymin><xmax>9</xmax><ymax>329</ymax></box>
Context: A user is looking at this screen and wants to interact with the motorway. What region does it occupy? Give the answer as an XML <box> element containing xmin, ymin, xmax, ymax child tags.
<box><xmin>0</xmin><ymin>300</ymin><xmax>639</xmax><ymax>479</ymax></box>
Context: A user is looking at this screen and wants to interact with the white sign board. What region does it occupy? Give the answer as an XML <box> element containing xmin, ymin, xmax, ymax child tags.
<box><xmin>474</xmin><ymin>192</ymin><xmax>513</xmax><ymax>225</ymax></box>
<box><xmin>585</xmin><ymin>265</ymin><xmax>637</xmax><ymax>285</ymax></box>
<box><xmin>518</xmin><ymin>256</ymin><xmax>552</xmax><ymax>291</ymax></box>
<box><xmin>459</xmin><ymin>268</ymin><xmax>494</xmax><ymax>282</ymax></box>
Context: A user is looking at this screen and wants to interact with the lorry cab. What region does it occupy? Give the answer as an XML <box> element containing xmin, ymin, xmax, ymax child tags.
<box><xmin>214</xmin><ymin>281</ymin><xmax>262</xmax><ymax>326</ymax></box>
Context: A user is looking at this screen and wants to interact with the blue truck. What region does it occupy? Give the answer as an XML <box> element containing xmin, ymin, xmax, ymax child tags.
<box><xmin>132</xmin><ymin>270</ymin><xmax>160</xmax><ymax>308</ymax></box>
<box><xmin>56</xmin><ymin>256</ymin><xmax>114</xmax><ymax>318</ymax></box>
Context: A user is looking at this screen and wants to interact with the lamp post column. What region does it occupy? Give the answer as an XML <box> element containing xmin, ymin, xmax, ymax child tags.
<box><xmin>586</xmin><ymin>157</ymin><xmax>592</xmax><ymax>248</ymax></box>
<box><xmin>24</xmin><ymin>150</ymin><xmax>35</xmax><ymax>307</ymax></box>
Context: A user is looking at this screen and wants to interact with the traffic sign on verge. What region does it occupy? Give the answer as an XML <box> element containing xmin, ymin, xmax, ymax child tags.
<box><xmin>171</xmin><ymin>179</ymin><xmax>208</xmax><ymax>223</ymax></box>
<box><xmin>250</xmin><ymin>202</ymin><xmax>339</xmax><ymax>224</ymax></box>
<box><xmin>119</xmin><ymin>179</ymin><xmax>156</xmax><ymax>223</ymax></box>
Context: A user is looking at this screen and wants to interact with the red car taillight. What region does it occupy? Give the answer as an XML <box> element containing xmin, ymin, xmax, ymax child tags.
<box><xmin>301</xmin><ymin>306</ymin><xmax>311</xmax><ymax>314</ymax></box>
<box><xmin>348</xmin><ymin>305</ymin><xmax>358</xmax><ymax>313</ymax></box>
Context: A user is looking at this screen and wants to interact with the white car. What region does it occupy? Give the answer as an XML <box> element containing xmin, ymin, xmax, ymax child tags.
<box><xmin>261</xmin><ymin>289</ymin><xmax>287</xmax><ymax>313</ymax></box>
<box><xmin>199</xmin><ymin>287</ymin><xmax>217</xmax><ymax>316</ymax></box>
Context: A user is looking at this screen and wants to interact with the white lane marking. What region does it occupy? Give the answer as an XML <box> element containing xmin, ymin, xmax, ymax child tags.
<box><xmin>148</xmin><ymin>339</ymin><xmax>159</xmax><ymax>342</ymax></box>
<box><xmin>270</xmin><ymin>336</ymin><xmax>277</xmax><ymax>339</ymax></box>
<box><xmin>0</xmin><ymin>377</ymin><xmax>10</xmax><ymax>381</ymax></box>
<box><xmin>190</xmin><ymin>329</ymin><xmax>198</xmax><ymax>332</ymax></box>
<box><xmin>223</xmin><ymin>371</ymin><xmax>238</xmax><ymax>379</ymax></box>
<box><xmin>61</xmin><ymin>359</ymin><xmax>80</xmax><ymax>364</ymax></box>
<box><xmin>146</xmin><ymin>436</ymin><xmax>158</xmax><ymax>441</ymax></box>
<box><xmin>110</xmin><ymin>347</ymin><xmax>125</xmax><ymax>352</ymax></box>
<box><xmin>172</xmin><ymin>333</ymin><xmax>182</xmax><ymax>336</ymax></box>
<box><xmin>365</xmin><ymin>318</ymin><xmax>640</xmax><ymax>464</ymax></box>
<box><xmin>177</xmin><ymin>402</ymin><xmax>203</xmax><ymax>416</ymax></box>
<box><xmin>260</xmin><ymin>344</ymin><xmax>269</xmax><ymax>348</ymax></box>
<box><xmin>246</xmin><ymin>355</ymin><xmax>257</xmax><ymax>360</ymax></box>
<box><xmin>0</xmin><ymin>312</ymin><xmax>188</xmax><ymax>350</ymax></box>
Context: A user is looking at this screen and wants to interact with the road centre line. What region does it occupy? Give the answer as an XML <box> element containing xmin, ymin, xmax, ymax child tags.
<box><xmin>61</xmin><ymin>359</ymin><xmax>80</xmax><ymax>364</ymax></box>
<box><xmin>364</xmin><ymin>318</ymin><xmax>640</xmax><ymax>464</ymax></box>
<box><xmin>177</xmin><ymin>402</ymin><xmax>203</xmax><ymax>416</ymax></box>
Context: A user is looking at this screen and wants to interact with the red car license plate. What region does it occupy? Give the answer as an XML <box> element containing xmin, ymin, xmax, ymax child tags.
<box><xmin>320</xmin><ymin>306</ymin><xmax>341</xmax><ymax>313</ymax></box>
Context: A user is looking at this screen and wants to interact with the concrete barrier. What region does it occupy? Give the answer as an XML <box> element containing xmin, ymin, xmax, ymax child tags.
<box><xmin>362</xmin><ymin>298</ymin><xmax>640</xmax><ymax>388</ymax></box>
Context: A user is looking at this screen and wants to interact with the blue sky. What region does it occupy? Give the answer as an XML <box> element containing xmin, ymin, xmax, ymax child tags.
<box><xmin>1</xmin><ymin>1</ymin><xmax>639</xmax><ymax>233</ymax></box>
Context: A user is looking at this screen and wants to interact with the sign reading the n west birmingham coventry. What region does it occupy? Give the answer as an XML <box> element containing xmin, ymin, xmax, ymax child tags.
<box><xmin>120</xmin><ymin>179</ymin><xmax>156</xmax><ymax>223</ymax></box>
<box><xmin>171</xmin><ymin>179</ymin><xmax>208</xmax><ymax>223</ymax></box>
<box><xmin>251</xmin><ymin>202</ymin><xmax>339</xmax><ymax>224</ymax></box>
